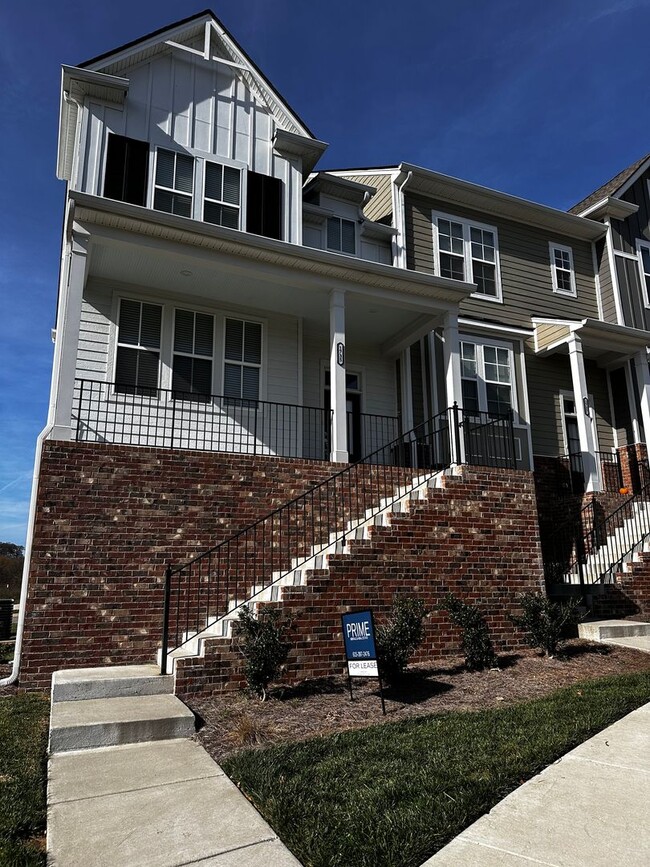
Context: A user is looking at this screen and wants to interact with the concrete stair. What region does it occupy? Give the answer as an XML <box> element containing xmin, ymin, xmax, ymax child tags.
<box><xmin>162</xmin><ymin>469</ymin><xmax>447</xmax><ymax>671</ymax></box>
<box><xmin>578</xmin><ymin>619</ymin><xmax>650</xmax><ymax>654</ymax></box>
<box><xmin>49</xmin><ymin>665</ymin><xmax>195</xmax><ymax>754</ymax></box>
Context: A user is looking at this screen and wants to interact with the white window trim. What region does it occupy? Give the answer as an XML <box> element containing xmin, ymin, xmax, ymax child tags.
<box><xmin>432</xmin><ymin>211</ymin><xmax>502</xmax><ymax>303</ymax></box>
<box><xmin>222</xmin><ymin>316</ymin><xmax>265</xmax><ymax>402</ymax></box>
<box><xmin>635</xmin><ymin>238</ymin><xmax>650</xmax><ymax>308</ymax></box>
<box><xmin>459</xmin><ymin>334</ymin><xmax>518</xmax><ymax>415</ymax></box>
<box><xmin>549</xmin><ymin>242</ymin><xmax>577</xmax><ymax>297</ymax></box>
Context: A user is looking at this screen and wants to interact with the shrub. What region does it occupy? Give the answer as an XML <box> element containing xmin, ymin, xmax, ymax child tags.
<box><xmin>441</xmin><ymin>593</ymin><xmax>498</xmax><ymax>671</ymax></box>
<box><xmin>233</xmin><ymin>605</ymin><xmax>291</xmax><ymax>700</ymax></box>
<box><xmin>376</xmin><ymin>597</ymin><xmax>427</xmax><ymax>683</ymax></box>
<box><xmin>510</xmin><ymin>593</ymin><xmax>582</xmax><ymax>657</ymax></box>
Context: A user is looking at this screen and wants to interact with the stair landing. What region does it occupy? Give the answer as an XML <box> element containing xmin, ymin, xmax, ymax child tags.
<box><xmin>578</xmin><ymin>619</ymin><xmax>650</xmax><ymax>653</ymax></box>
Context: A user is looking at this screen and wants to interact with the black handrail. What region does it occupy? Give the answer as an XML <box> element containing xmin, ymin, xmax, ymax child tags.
<box><xmin>160</xmin><ymin>404</ymin><xmax>516</xmax><ymax>672</ymax></box>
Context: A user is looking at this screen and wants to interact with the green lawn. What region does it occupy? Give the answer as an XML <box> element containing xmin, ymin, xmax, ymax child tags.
<box><xmin>224</xmin><ymin>672</ymin><xmax>650</xmax><ymax>867</ymax></box>
<box><xmin>0</xmin><ymin>694</ymin><xmax>49</xmax><ymax>867</ymax></box>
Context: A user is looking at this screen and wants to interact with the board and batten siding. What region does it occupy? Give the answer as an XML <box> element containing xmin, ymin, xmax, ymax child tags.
<box><xmin>405</xmin><ymin>194</ymin><xmax>599</xmax><ymax>329</ymax></box>
<box><xmin>524</xmin><ymin>350</ymin><xmax>614</xmax><ymax>457</ymax></box>
<box><xmin>342</xmin><ymin>173</ymin><xmax>394</xmax><ymax>224</ymax></box>
<box><xmin>595</xmin><ymin>238</ymin><xmax>618</xmax><ymax>324</ymax></box>
<box><xmin>615</xmin><ymin>170</ymin><xmax>650</xmax><ymax>252</ymax></box>
<box><xmin>78</xmin><ymin>48</ymin><xmax>303</xmax><ymax>243</ymax></box>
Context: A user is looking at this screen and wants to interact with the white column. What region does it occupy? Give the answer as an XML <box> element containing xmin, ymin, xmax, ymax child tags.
<box><xmin>567</xmin><ymin>334</ymin><xmax>600</xmax><ymax>492</ymax></box>
<box><xmin>633</xmin><ymin>349</ymin><xmax>650</xmax><ymax>444</ymax></box>
<box><xmin>50</xmin><ymin>229</ymin><xmax>90</xmax><ymax>440</ymax></box>
<box><xmin>329</xmin><ymin>289</ymin><xmax>348</xmax><ymax>462</ymax></box>
<box><xmin>443</xmin><ymin>311</ymin><xmax>464</xmax><ymax>464</ymax></box>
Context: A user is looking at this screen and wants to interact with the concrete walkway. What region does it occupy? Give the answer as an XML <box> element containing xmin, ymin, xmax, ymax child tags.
<box><xmin>426</xmin><ymin>700</ymin><xmax>650</xmax><ymax>866</ymax></box>
<box><xmin>48</xmin><ymin>737</ymin><xmax>301</xmax><ymax>866</ymax></box>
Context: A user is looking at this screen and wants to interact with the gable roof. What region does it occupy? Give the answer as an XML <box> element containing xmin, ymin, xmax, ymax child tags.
<box><xmin>569</xmin><ymin>153</ymin><xmax>650</xmax><ymax>215</ymax></box>
<box><xmin>78</xmin><ymin>8</ymin><xmax>317</xmax><ymax>140</ymax></box>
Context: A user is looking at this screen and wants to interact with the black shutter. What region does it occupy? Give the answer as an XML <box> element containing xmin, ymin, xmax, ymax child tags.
<box><xmin>246</xmin><ymin>171</ymin><xmax>282</xmax><ymax>240</ymax></box>
<box><xmin>104</xmin><ymin>134</ymin><xmax>149</xmax><ymax>206</ymax></box>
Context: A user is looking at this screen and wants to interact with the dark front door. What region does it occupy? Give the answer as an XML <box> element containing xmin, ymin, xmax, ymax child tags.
<box><xmin>324</xmin><ymin>388</ymin><xmax>362</xmax><ymax>462</ymax></box>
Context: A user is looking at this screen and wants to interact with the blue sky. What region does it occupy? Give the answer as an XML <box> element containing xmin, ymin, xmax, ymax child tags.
<box><xmin>1</xmin><ymin>0</ymin><xmax>649</xmax><ymax>544</ymax></box>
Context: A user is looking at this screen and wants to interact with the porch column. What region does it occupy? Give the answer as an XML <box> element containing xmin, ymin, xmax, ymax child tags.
<box><xmin>567</xmin><ymin>334</ymin><xmax>600</xmax><ymax>492</ymax></box>
<box><xmin>329</xmin><ymin>289</ymin><xmax>348</xmax><ymax>462</ymax></box>
<box><xmin>50</xmin><ymin>229</ymin><xmax>90</xmax><ymax>440</ymax></box>
<box><xmin>443</xmin><ymin>311</ymin><xmax>464</xmax><ymax>464</ymax></box>
<box><xmin>633</xmin><ymin>350</ymin><xmax>650</xmax><ymax>444</ymax></box>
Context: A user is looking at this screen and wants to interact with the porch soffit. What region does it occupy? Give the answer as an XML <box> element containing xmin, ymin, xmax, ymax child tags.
<box><xmin>70</xmin><ymin>192</ymin><xmax>474</xmax><ymax>309</ymax></box>
<box><xmin>532</xmin><ymin>317</ymin><xmax>649</xmax><ymax>366</ymax></box>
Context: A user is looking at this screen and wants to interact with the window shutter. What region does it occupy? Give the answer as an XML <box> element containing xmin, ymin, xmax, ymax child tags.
<box><xmin>246</xmin><ymin>171</ymin><xmax>282</xmax><ymax>240</ymax></box>
<box><xmin>104</xmin><ymin>134</ymin><xmax>148</xmax><ymax>206</ymax></box>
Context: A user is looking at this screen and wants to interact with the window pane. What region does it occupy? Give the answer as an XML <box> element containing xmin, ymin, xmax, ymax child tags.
<box><xmin>641</xmin><ymin>246</ymin><xmax>650</xmax><ymax>273</ymax></box>
<box><xmin>224</xmin><ymin>363</ymin><xmax>241</xmax><ymax>397</ymax></box>
<box><xmin>557</xmin><ymin>270</ymin><xmax>572</xmax><ymax>292</ymax></box>
<box><xmin>171</xmin><ymin>193</ymin><xmax>192</xmax><ymax>218</ymax></box>
<box><xmin>156</xmin><ymin>149</ymin><xmax>174</xmax><ymax>188</ymax></box>
<box><xmin>223</xmin><ymin>167</ymin><xmax>241</xmax><ymax>205</ymax></box>
<box><xmin>462</xmin><ymin>379</ymin><xmax>479</xmax><ymax>411</ymax></box>
<box><xmin>154</xmin><ymin>189</ymin><xmax>173</xmax><ymax>213</ymax></box>
<box><xmin>341</xmin><ymin>220</ymin><xmax>356</xmax><ymax>254</ymax></box>
<box><xmin>224</xmin><ymin>319</ymin><xmax>243</xmax><ymax>361</ymax></box>
<box><xmin>243</xmin><ymin>321</ymin><xmax>262</xmax><ymax>364</ymax></box>
<box><xmin>486</xmin><ymin>383</ymin><xmax>511</xmax><ymax>416</ymax></box>
<box><xmin>140</xmin><ymin>304</ymin><xmax>162</xmax><ymax>349</ymax></box>
<box><xmin>204</xmin><ymin>201</ymin><xmax>223</xmax><ymax>225</ymax></box>
<box><xmin>242</xmin><ymin>366</ymin><xmax>259</xmax><ymax>400</ymax></box>
<box><xmin>175</xmin><ymin>154</ymin><xmax>194</xmax><ymax>194</ymax></box>
<box><xmin>172</xmin><ymin>355</ymin><xmax>193</xmax><ymax>394</ymax></box>
<box><xmin>220</xmin><ymin>205</ymin><xmax>239</xmax><ymax>229</ymax></box>
<box><xmin>118</xmin><ymin>299</ymin><xmax>141</xmax><ymax>346</ymax></box>
<box><xmin>440</xmin><ymin>252</ymin><xmax>465</xmax><ymax>280</ymax></box>
<box><xmin>327</xmin><ymin>217</ymin><xmax>341</xmax><ymax>250</ymax></box>
<box><xmin>473</xmin><ymin>261</ymin><xmax>496</xmax><ymax>296</ymax></box>
<box><xmin>192</xmin><ymin>358</ymin><xmax>212</xmax><ymax>395</ymax></box>
<box><xmin>205</xmin><ymin>163</ymin><xmax>223</xmax><ymax>201</ymax></box>
<box><xmin>174</xmin><ymin>309</ymin><xmax>194</xmax><ymax>354</ymax></box>
<box><xmin>115</xmin><ymin>346</ymin><xmax>138</xmax><ymax>389</ymax></box>
<box><xmin>194</xmin><ymin>314</ymin><xmax>214</xmax><ymax>357</ymax></box>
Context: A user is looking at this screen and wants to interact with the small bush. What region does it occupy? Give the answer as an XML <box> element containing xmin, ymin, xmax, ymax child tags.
<box><xmin>376</xmin><ymin>597</ymin><xmax>427</xmax><ymax>683</ymax></box>
<box><xmin>233</xmin><ymin>606</ymin><xmax>291</xmax><ymax>700</ymax></box>
<box><xmin>441</xmin><ymin>593</ymin><xmax>497</xmax><ymax>671</ymax></box>
<box><xmin>510</xmin><ymin>593</ymin><xmax>582</xmax><ymax>657</ymax></box>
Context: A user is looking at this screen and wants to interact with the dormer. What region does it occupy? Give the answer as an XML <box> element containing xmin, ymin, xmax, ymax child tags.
<box><xmin>302</xmin><ymin>172</ymin><xmax>396</xmax><ymax>264</ymax></box>
<box><xmin>57</xmin><ymin>10</ymin><xmax>327</xmax><ymax>245</ymax></box>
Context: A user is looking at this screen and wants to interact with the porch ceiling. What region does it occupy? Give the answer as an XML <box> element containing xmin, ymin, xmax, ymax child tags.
<box><xmin>532</xmin><ymin>317</ymin><xmax>649</xmax><ymax>367</ymax></box>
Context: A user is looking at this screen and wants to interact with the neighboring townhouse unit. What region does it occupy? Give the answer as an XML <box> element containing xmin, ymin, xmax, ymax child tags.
<box><xmin>10</xmin><ymin>10</ymin><xmax>650</xmax><ymax>693</ymax></box>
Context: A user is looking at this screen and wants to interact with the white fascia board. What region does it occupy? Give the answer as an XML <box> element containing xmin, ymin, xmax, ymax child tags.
<box><xmin>274</xmin><ymin>130</ymin><xmax>328</xmax><ymax>176</ymax></box>
<box><xmin>399</xmin><ymin>162</ymin><xmax>606</xmax><ymax>241</ymax></box>
<box><xmin>458</xmin><ymin>317</ymin><xmax>534</xmax><ymax>336</ymax></box>
<box><xmin>577</xmin><ymin>196</ymin><xmax>639</xmax><ymax>221</ymax></box>
<box><xmin>613</xmin><ymin>156</ymin><xmax>650</xmax><ymax>199</ymax></box>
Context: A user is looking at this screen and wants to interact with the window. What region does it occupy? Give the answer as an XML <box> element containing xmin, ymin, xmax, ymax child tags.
<box><xmin>433</xmin><ymin>213</ymin><xmax>501</xmax><ymax>300</ymax></box>
<box><xmin>460</xmin><ymin>339</ymin><xmax>514</xmax><ymax>416</ymax></box>
<box><xmin>204</xmin><ymin>163</ymin><xmax>241</xmax><ymax>229</ymax></box>
<box><xmin>327</xmin><ymin>217</ymin><xmax>356</xmax><ymax>255</ymax></box>
<box><xmin>103</xmin><ymin>134</ymin><xmax>149</xmax><ymax>206</ymax></box>
<box><xmin>153</xmin><ymin>148</ymin><xmax>194</xmax><ymax>217</ymax></box>
<box><xmin>115</xmin><ymin>299</ymin><xmax>162</xmax><ymax>394</ymax></box>
<box><xmin>549</xmin><ymin>243</ymin><xmax>576</xmax><ymax>296</ymax></box>
<box><xmin>636</xmin><ymin>240</ymin><xmax>650</xmax><ymax>307</ymax></box>
<box><xmin>172</xmin><ymin>309</ymin><xmax>214</xmax><ymax>400</ymax></box>
<box><xmin>247</xmin><ymin>171</ymin><xmax>282</xmax><ymax>240</ymax></box>
<box><xmin>223</xmin><ymin>318</ymin><xmax>262</xmax><ymax>400</ymax></box>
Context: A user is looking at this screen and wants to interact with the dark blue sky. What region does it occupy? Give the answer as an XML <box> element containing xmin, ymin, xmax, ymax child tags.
<box><xmin>1</xmin><ymin>0</ymin><xmax>649</xmax><ymax>543</ymax></box>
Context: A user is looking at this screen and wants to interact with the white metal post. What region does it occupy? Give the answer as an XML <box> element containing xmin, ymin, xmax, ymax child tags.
<box><xmin>567</xmin><ymin>334</ymin><xmax>600</xmax><ymax>492</ymax></box>
<box><xmin>633</xmin><ymin>349</ymin><xmax>650</xmax><ymax>445</ymax></box>
<box><xmin>329</xmin><ymin>289</ymin><xmax>348</xmax><ymax>462</ymax></box>
<box><xmin>443</xmin><ymin>311</ymin><xmax>464</xmax><ymax>464</ymax></box>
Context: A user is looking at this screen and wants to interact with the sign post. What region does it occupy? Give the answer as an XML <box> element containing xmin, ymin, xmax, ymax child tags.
<box><xmin>341</xmin><ymin>609</ymin><xmax>386</xmax><ymax>715</ymax></box>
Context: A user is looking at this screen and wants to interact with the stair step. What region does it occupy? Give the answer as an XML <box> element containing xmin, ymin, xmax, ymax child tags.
<box><xmin>51</xmin><ymin>665</ymin><xmax>173</xmax><ymax>703</ymax></box>
<box><xmin>49</xmin><ymin>694</ymin><xmax>195</xmax><ymax>753</ymax></box>
<box><xmin>578</xmin><ymin>619</ymin><xmax>650</xmax><ymax>641</ymax></box>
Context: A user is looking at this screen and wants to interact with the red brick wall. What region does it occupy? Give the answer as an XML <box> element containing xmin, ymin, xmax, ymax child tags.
<box><xmin>175</xmin><ymin>467</ymin><xmax>546</xmax><ymax>699</ymax></box>
<box><xmin>21</xmin><ymin>441</ymin><xmax>414</xmax><ymax>690</ymax></box>
<box><xmin>591</xmin><ymin>558</ymin><xmax>650</xmax><ymax>621</ymax></box>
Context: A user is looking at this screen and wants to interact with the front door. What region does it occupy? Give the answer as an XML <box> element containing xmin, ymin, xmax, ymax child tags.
<box><xmin>324</xmin><ymin>371</ymin><xmax>363</xmax><ymax>462</ymax></box>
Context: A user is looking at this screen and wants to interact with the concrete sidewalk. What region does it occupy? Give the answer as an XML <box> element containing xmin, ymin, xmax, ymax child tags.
<box><xmin>426</xmin><ymin>700</ymin><xmax>650</xmax><ymax>866</ymax></box>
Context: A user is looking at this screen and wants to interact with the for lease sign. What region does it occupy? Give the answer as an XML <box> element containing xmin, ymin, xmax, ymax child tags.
<box><xmin>341</xmin><ymin>610</ymin><xmax>379</xmax><ymax>677</ymax></box>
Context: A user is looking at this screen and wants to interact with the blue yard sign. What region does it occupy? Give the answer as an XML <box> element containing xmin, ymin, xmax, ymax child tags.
<box><xmin>341</xmin><ymin>610</ymin><xmax>379</xmax><ymax>677</ymax></box>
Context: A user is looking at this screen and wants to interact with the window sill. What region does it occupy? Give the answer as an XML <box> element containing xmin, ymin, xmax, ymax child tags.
<box><xmin>469</xmin><ymin>291</ymin><xmax>503</xmax><ymax>304</ymax></box>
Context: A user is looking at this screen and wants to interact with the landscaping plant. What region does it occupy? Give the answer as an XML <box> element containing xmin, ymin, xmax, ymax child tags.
<box><xmin>375</xmin><ymin>596</ymin><xmax>427</xmax><ymax>683</ymax></box>
<box><xmin>233</xmin><ymin>605</ymin><xmax>291</xmax><ymax>700</ymax></box>
<box><xmin>510</xmin><ymin>592</ymin><xmax>582</xmax><ymax>657</ymax></box>
<box><xmin>441</xmin><ymin>593</ymin><xmax>498</xmax><ymax>671</ymax></box>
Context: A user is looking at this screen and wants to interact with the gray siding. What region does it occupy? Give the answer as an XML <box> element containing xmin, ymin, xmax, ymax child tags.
<box><xmin>405</xmin><ymin>194</ymin><xmax>599</xmax><ymax>329</ymax></box>
<box><xmin>616</xmin><ymin>170</ymin><xmax>650</xmax><ymax>250</ymax></box>
<box><xmin>596</xmin><ymin>238</ymin><xmax>617</xmax><ymax>324</ymax></box>
<box><xmin>615</xmin><ymin>254</ymin><xmax>646</xmax><ymax>330</ymax></box>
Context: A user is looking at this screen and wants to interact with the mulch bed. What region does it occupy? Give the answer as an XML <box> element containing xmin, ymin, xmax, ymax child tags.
<box><xmin>192</xmin><ymin>640</ymin><xmax>650</xmax><ymax>763</ymax></box>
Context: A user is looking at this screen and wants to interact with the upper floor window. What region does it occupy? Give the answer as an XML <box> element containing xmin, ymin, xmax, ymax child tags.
<box><xmin>172</xmin><ymin>309</ymin><xmax>214</xmax><ymax>400</ymax></box>
<box><xmin>327</xmin><ymin>217</ymin><xmax>356</xmax><ymax>255</ymax></box>
<box><xmin>115</xmin><ymin>299</ymin><xmax>162</xmax><ymax>395</ymax></box>
<box><xmin>247</xmin><ymin>171</ymin><xmax>283</xmax><ymax>240</ymax></box>
<box><xmin>461</xmin><ymin>339</ymin><xmax>514</xmax><ymax>416</ymax></box>
<box><xmin>549</xmin><ymin>243</ymin><xmax>576</xmax><ymax>296</ymax></box>
<box><xmin>223</xmin><ymin>318</ymin><xmax>262</xmax><ymax>401</ymax></box>
<box><xmin>103</xmin><ymin>134</ymin><xmax>149</xmax><ymax>207</ymax></box>
<box><xmin>636</xmin><ymin>239</ymin><xmax>650</xmax><ymax>307</ymax></box>
<box><xmin>204</xmin><ymin>163</ymin><xmax>241</xmax><ymax>229</ymax></box>
<box><xmin>154</xmin><ymin>148</ymin><xmax>194</xmax><ymax>218</ymax></box>
<box><xmin>433</xmin><ymin>213</ymin><xmax>501</xmax><ymax>301</ymax></box>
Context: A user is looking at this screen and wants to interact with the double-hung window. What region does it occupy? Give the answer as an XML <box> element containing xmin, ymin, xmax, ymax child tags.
<box><xmin>327</xmin><ymin>217</ymin><xmax>356</xmax><ymax>255</ymax></box>
<box><xmin>115</xmin><ymin>299</ymin><xmax>162</xmax><ymax>395</ymax></box>
<box><xmin>223</xmin><ymin>318</ymin><xmax>262</xmax><ymax>401</ymax></box>
<box><xmin>549</xmin><ymin>243</ymin><xmax>576</xmax><ymax>296</ymax></box>
<box><xmin>154</xmin><ymin>148</ymin><xmax>194</xmax><ymax>217</ymax></box>
<box><xmin>461</xmin><ymin>339</ymin><xmax>514</xmax><ymax>417</ymax></box>
<box><xmin>433</xmin><ymin>213</ymin><xmax>501</xmax><ymax>300</ymax></box>
<box><xmin>636</xmin><ymin>239</ymin><xmax>650</xmax><ymax>307</ymax></box>
<box><xmin>172</xmin><ymin>309</ymin><xmax>214</xmax><ymax>400</ymax></box>
<box><xmin>204</xmin><ymin>162</ymin><xmax>241</xmax><ymax>229</ymax></box>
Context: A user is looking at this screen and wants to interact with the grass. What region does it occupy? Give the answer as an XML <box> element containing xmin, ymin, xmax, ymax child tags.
<box><xmin>223</xmin><ymin>672</ymin><xmax>650</xmax><ymax>867</ymax></box>
<box><xmin>0</xmin><ymin>694</ymin><xmax>49</xmax><ymax>867</ymax></box>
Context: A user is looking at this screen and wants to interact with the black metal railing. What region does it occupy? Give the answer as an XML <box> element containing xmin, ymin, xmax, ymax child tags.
<box><xmin>160</xmin><ymin>405</ymin><xmax>516</xmax><ymax>671</ymax></box>
<box><xmin>460</xmin><ymin>409</ymin><xmax>517</xmax><ymax>468</ymax></box>
<box><xmin>544</xmin><ymin>478</ymin><xmax>650</xmax><ymax>586</ymax></box>
<box><xmin>596</xmin><ymin>450</ymin><xmax>623</xmax><ymax>492</ymax></box>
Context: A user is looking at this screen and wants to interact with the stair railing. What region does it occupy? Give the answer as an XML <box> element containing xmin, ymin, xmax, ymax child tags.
<box><xmin>544</xmin><ymin>478</ymin><xmax>650</xmax><ymax>587</ymax></box>
<box><xmin>160</xmin><ymin>405</ymin><xmax>515</xmax><ymax>672</ymax></box>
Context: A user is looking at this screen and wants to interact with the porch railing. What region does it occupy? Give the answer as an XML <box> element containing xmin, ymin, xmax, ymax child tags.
<box><xmin>160</xmin><ymin>405</ymin><xmax>516</xmax><ymax>671</ymax></box>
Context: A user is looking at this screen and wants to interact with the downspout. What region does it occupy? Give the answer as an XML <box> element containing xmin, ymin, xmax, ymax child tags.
<box><xmin>392</xmin><ymin>169</ymin><xmax>412</xmax><ymax>269</ymax></box>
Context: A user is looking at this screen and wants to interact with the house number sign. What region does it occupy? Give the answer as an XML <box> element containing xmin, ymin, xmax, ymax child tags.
<box><xmin>337</xmin><ymin>342</ymin><xmax>345</xmax><ymax>366</ymax></box>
